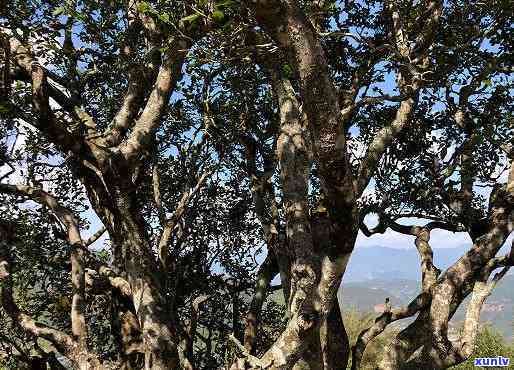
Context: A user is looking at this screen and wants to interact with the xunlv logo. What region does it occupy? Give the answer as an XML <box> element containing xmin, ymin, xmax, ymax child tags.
<box><xmin>474</xmin><ymin>356</ymin><xmax>510</xmax><ymax>367</ymax></box>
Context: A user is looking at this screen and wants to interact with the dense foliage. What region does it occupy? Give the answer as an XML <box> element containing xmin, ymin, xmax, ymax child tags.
<box><xmin>0</xmin><ymin>0</ymin><xmax>512</xmax><ymax>369</ymax></box>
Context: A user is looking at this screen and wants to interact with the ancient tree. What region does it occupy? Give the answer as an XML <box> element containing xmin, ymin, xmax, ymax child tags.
<box><xmin>0</xmin><ymin>1</ymin><xmax>512</xmax><ymax>369</ymax></box>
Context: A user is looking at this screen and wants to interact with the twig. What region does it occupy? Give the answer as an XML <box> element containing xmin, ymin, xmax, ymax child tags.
<box><xmin>228</xmin><ymin>334</ymin><xmax>263</xmax><ymax>368</ymax></box>
<box><xmin>85</xmin><ymin>226</ymin><xmax>106</xmax><ymax>247</ymax></box>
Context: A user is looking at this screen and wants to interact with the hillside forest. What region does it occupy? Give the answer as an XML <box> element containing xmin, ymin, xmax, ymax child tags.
<box><xmin>0</xmin><ymin>0</ymin><xmax>513</xmax><ymax>369</ymax></box>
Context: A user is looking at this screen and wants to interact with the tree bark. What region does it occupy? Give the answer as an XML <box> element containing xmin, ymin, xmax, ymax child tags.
<box><xmin>111</xmin><ymin>186</ymin><xmax>180</xmax><ymax>370</ymax></box>
<box><xmin>320</xmin><ymin>304</ymin><xmax>349</xmax><ymax>370</ymax></box>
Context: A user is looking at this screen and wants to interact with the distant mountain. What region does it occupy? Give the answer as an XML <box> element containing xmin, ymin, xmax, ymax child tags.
<box><xmin>339</xmin><ymin>285</ymin><xmax>402</xmax><ymax>311</ymax></box>
<box><xmin>344</xmin><ymin>245</ymin><xmax>470</xmax><ymax>282</ymax></box>
<box><xmin>340</xmin><ymin>279</ymin><xmax>419</xmax><ymax>309</ymax></box>
<box><xmin>266</xmin><ymin>246</ymin><xmax>513</xmax><ymax>339</ymax></box>
<box><xmin>339</xmin><ymin>274</ymin><xmax>514</xmax><ymax>339</ymax></box>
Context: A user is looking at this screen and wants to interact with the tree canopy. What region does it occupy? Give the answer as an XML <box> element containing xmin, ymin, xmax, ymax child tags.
<box><xmin>0</xmin><ymin>0</ymin><xmax>512</xmax><ymax>369</ymax></box>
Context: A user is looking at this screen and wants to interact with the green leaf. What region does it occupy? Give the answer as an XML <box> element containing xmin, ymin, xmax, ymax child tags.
<box><xmin>158</xmin><ymin>13</ymin><xmax>170</xmax><ymax>24</ymax></box>
<box><xmin>180</xmin><ymin>13</ymin><xmax>202</xmax><ymax>30</ymax></box>
<box><xmin>180</xmin><ymin>13</ymin><xmax>201</xmax><ymax>24</ymax></box>
<box><xmin>71</xmin><ymin>10</ymin><xmax>87</xmax><ymax>22</ymax></box>
<box><xmin>282</xmin><ymin>64</ymin><xmax>293</xmax><ymax>78</ymax></box>
<box><xmin>52</xmin><ymin>6</ymin><xmax>65</xmax><ymax>16</ymax></box>
<box><xmin>215</xmin><ymin>0</ymin><xmax>235</xmax><ymax>9</ymax></box>
<box><xmin>0</xmin><ymin>103</ymin><xmax>11</xmax><ymax>114</ymax></box>
<box><xmin>212</xmin><ymin>10</ymin><xmax>225</xmax><ymax>23</ymax></box>
<box><xmin>137</xmin><ymin>1</ymin><xmax>151</xmax><ymax>14</ymax></box>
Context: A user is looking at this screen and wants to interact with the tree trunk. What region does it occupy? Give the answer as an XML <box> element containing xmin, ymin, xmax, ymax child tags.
<box><xmin>292</xmin><ymin>304</ymin><xmax>349</xmax><ymax>370</ymax></box>
<box><xmin>83</xmin><ymin>173</ymin><xmax>180</xmax><ymax>369</ymax></box>
<box><xmin>377</xmin><ymin>201</ymin><xmax>513</xmax><ymax>369</ymax></box>
<box><xmin>321</xmin><ymin>304</ymin><xmax>349</xmax><ymax>370</ymax></box>
<box><xmin>259</xmin><ymin>42</ymin><xmax>357</xmax><ymax>368</ymax></box>
<box><xmin>111</xmin><ymin>289</ymin><xmax>143</xmax><ymax>370</ymax></box>
<box><xmin>112</xmin><ymin>188</ymin><xmax>179</xmax><ymax>369</ymax></box>
<box><xmin>378</xmin><ymin>310</ymin><xmax>430</xmax><ymax>370</ymax></box>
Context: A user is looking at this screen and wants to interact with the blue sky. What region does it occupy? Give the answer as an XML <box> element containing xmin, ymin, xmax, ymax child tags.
<box><xmin>2</xmin><ymin>2</ymin><xmax>512</xmax><ymax>276</ymax></box>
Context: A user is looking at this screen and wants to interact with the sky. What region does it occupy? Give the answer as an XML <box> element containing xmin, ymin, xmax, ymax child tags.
<box><xmin>1</xmin><ymin>2</ymin><xmax>512</xmax><ymax>276</ymax></box>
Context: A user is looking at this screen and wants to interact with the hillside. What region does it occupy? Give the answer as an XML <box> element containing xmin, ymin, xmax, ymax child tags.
<box><xmin>344</xmin><ymin>245</ymin><xmax>470</xmax><ymax>282</ymax></box>
<box><xmin>339</xmin><ymin>275</ymin><xmax>514</xmax><ymax>339</ymax></box>
<box><xmin>266</xmin><ymin>246</ymin><xmax>514</xmax><ymax>340</ymax></box>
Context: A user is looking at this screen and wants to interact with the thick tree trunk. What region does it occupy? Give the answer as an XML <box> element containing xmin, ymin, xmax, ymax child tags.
<box><xmin>292</xmin><ymin>304</ymin><xmax>349</xmax><ymax>370</ymax></box>
<box><xmin>320</xmin><ymin>304</ymin><xmax>349</xmax><ymax>370</ymax></box>
<box><xmin>111</xmin><ymin>289</ymin><xmax>143</xmax><ymax>370</ymax></box>
<box><xmin>83</xmin><ymin>173</ymin><xmax>180</xmax><ymax>369</ymax></box>
<box><xmin>378</xmin><ymin>310</ymin><xmax>430</xmax><ymax>370</ymax></box>
<box><xmin>292</xmin><ymin>329</ymin><xmax>323</xmax><ymax>370</ymax></box>
<box><xmin>378</xmin><ymin>194</ymin><xmax>513</xmax><ymax>369</ymax></box>
<box><xmin>112</xmin><ymin>188</ymin><xmax>179</xmax><ymax>369</ymax></box>
<box><xmin>257</xmin><ymin>44</ymin><xmax>357</xmax><ymax>368</ymax></box>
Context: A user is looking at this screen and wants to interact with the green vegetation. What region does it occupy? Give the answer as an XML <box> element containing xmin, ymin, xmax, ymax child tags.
<box><xmin>343</xmin><ymin>309</ymin><xmax>399</xmax><ymax>370</ymax></box>
<box><xmin>453</xmin><ymin>325</ymin><xmax>514</xmax><ymax>370</ymax></box>
<box><xmin>340</xmin><ymin>309</ymin><xmax>514</xmax><ymax>370</ymax></box>
<box><xmin>1</xmin><ymin>0</ymin><xmax>512</xmax><ymax>368</ymax></box>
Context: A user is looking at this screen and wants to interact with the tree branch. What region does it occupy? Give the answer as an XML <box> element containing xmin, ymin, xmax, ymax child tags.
<box><xmin>94</xmin><ymin>1</ymin><xmax>149</xmax><ymax>147</ymax></box>
<box><xmin>228</xmin><ymin>333</ymin><xmax>264</xmax><ymax>369</ymax></box>
<box><xmin>2</xmin><ymin>32</ymin><xmax>96</xmax><ymax>147</ymax></box>
<box><xmin>249</xmin><ymin>0</ymin><xmax>356</xmax><ymax>213</ymax></box>
<box><xmin>180</xmin><ymin>294</ymin><xmax>210</xmax><ymax>369</ymax></box>
<box><xmin>158</xmin><ymin>168</ymin><xmax>214</xmax><ymax>270</ymax></box>
<box><xmin>0</xmin><ymin>184</ymin><xmax>87</xmax><ymax>345</ymax></box>
<box><xmin>120</xmin><ymin>41</ymin><xmax>189</xmax><ymax>162</ymax></box>
<box><xmin>355</xmin><ymin>0</ymin><xmax>445</xmax><ymax>195</ymax></box>
<box><xmin>386</xmin><ymin>0</ymin><xmax>410</xmax><ymax>57</ymax></box>
<box><xmin>243</xmin><ymin>252</ymin><xmax>279</xmax><ymax>353</ymax></box>
<box><xmin>414</xmin><ymin>228</ymin><xmax>440</xmax><ymax>292</ymax></box>
<box><xmin>355</xmin><ymin>92</ymin><xmax>418</xmax><ymax>196</ymax></box>
<box><xmin>85</xmin><ymin>226</ymin><xmax>106</xmax><ymax>247</ymax></box>
<box><xmin>352</xmin><ymin>292</ymin><xmax>431</xmax><ymax>370</ymax></box>
<box><xmin>152</xmin><ymin>161</ymin><xmax>166</xmax><ymax>225</ymax></box>
<box><xmin>460</xmin><ymin>266</ymin><xmax>510</xmax><ymax>358</ymax></box>
<box><xmin>85</xmin><ymin>265</ymin><xmax>131</xmax><ymax>297</ymax></box>
<box><xmin>359</xmin><ymin>211</ymin><xmax>465</xmax><ymax>237</ymax></box>
<box><xmin>0</xmin><ymin>255</ymin><xmax>75</xmax><ymax>355</ymax></box>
